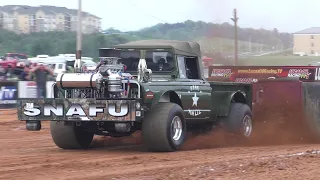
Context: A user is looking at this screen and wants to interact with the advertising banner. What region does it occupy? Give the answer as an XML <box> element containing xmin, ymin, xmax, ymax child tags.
<box><xmin>0</xmin><ymin>81</ymin><xmax>18</xmax><ymax>108</ymax></box>
<box><xmin>208</xmin><ymin>66</ymin><xmax>320</xmax><ymax>83</ymax></box>
<box><xmin>18</xmin><ymin>81</ymin><xmax>55</xmax><ymax>98</ymax></box>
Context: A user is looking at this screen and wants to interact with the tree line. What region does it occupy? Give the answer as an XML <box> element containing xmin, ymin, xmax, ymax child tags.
<box><xmin>0</xmin><ymin>20</ymin><xmax>292</xmax><ymax>59</ymax></box>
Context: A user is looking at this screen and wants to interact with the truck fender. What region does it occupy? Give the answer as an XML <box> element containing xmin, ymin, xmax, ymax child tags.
<box><xmin>152</xmin><ymin>90</ymin><xmax>183</xmax><ymax>108</ymax></box>
<box><xmin>212</xmin><ymin>91</ymin><xmax>248</xmax><ymax>117</ymax></box>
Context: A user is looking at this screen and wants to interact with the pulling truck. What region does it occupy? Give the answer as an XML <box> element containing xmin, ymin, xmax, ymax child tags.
<box><xmin>17</xmin><ymin>40</ymin><xmax>253</xmax><ymax>152</ymax></box>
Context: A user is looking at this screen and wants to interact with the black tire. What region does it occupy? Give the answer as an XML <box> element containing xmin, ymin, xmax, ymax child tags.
<box><xmin>220</xmin><ymin>103</ymin><xmax>253</xmax><ymax>137</ymax></box>
<box><xmin>50</xmin><ymin>121</ymin><xmax>94</xmax><ymax>149</ymax></box>
<box><xmin>142</xmin><ymin>103</ymin><xmax>186</xmax><ymax>152</ymax></box>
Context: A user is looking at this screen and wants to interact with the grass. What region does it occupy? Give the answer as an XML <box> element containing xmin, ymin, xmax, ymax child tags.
<box><xmin>238</xmin><ymin>56</ymin><xmax>320</xmax><ymax>66</ymax></box>
<box><xmin>262</xmin><ymin>49</ymin><xmax>293</xmax><ymax>56</ymax></box>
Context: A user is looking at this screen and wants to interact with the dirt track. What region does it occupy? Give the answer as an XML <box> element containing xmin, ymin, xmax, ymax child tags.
<box><xmin>1</xmin><ymin>109</ymin><xmax>320</xmax><ymax>180</ymax></box>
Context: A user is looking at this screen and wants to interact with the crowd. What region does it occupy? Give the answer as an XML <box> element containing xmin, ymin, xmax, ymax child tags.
<box><xmin>0</xmin><ymin>63</ymin><xmax>55</xmax><ymax>98</ymax></box>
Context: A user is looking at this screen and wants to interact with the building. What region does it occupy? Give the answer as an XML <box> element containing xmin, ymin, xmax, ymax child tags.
<box><xmin>293</xmin><ymin>27</ymin><xmax>320</xmax><ymax>56</ymax></box>
<box><xmin>0</xmin><ymin>6</ymin><xmax>20</xmax><ymax>32</ymax></box>
<box><xmin>0</xmin><ymin>5</ymin><xmax>101</xmax><ymax>34</ymax></box>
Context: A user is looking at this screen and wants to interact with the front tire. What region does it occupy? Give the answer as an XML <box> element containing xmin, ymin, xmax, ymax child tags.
<box><xmin>142</xmin><ymin>103</ymin><xmax>186</xmax><ymax>152</ymax></box>
<box><xmin>50</xmin><ymin>121</ymin><xmax>94</xmax><ymax>149</ymax></box>
<box><xmin>220</xmin><ymin>103</ymin><xmax>253</xmax><ymax>137</ymax></box>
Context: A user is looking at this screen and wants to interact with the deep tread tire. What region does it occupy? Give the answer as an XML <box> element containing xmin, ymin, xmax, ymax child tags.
<box><xmin>220</xmin><ymin>103</ymin><xmax>253</xmax><ymax>137</ymax></box>
<box><xmin>50</xmin><ymin>121</ymin><xmax>94</xmax><ymax>149</ymax></box>
<box><xmin>142</xmin><ymin>102</ymin><xmax>186</xmax><ymax>152</ymax></box>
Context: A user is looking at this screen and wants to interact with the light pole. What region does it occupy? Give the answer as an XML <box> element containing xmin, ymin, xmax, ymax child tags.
<box><xmin>75</xmin><ymin>0</ymin><xmax>82</xmax><ymax>72</ymax></box>
<box><xmin>231</xmin><ymin>9</ymin><xmax>238</xmax><ymax>66</ymax></box>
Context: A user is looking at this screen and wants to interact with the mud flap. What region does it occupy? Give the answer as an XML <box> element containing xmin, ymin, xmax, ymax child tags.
<box><xmin>302</xmin><ymin>82</ymin><xmax>320</xmax><ymax>139</ymax></box>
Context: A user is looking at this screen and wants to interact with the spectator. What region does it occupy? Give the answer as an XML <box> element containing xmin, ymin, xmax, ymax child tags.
<box><xmin>67</xmin><ymin>65</ymin><xmax>74</xmax><ymax>73</ymax></box>
<box><xmin>27</xmin><ymin>63</ymin><xmax>54</xmax><ymax>98</ymax></box>
<box><xmin>0</xmin><ymin>66</ymin><xmax>6</xmax><ymax>80</ymax></box>
<box><xmin>6</xmin><ymin>66</ymin><xmax>18</xmax><ymax>81</ymax></box>
<box><xmin>20</xmin><ymin>65</ymin><xmax>30</xmax><ymax>81</ymax></box>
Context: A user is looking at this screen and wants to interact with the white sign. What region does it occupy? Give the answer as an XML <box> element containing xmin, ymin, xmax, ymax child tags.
<box><xmin>18</xmin><ymin>81</ymin><xmax>54</xmax><ymax>98</ymax></box>
<box><xmin>46</xmin><ymin>81</ymin><xmax>55</xmax><ymax>98</ymax></box>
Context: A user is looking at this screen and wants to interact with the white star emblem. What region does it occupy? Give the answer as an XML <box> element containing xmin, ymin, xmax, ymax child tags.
<box><xmin>192</xmin><ymin>93</ymin><xmax>199</xmax><ymax>107</ymax></box>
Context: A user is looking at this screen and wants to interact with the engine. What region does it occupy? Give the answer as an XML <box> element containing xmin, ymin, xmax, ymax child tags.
<box><xmin>55</xmin><ymin>54</ymin><xmax>140</xmax><ymax>99</ymax></box>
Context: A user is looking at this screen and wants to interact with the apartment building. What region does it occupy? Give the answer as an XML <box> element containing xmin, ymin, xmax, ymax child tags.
<box><xmin>293</xmin><ymin>27</ymin><xmax>320</xmax><ymax>56</ymax></box>
<box><xmin>0</xmin><ymin>5</ymin><xmax>101</xmax><ymax>34</ymax></box>
<box><xmin>0</xmin><ymin>5</ymin><xmax>20</xmax><ymax>33</ymax></box>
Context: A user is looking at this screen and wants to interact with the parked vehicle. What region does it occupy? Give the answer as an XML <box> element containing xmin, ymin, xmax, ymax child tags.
<box><xmin>0</xmin><ymin>52</ymin><xmax>29</xmax><ymax>75</ymax></box>
<box><xmin>82</xmin><ymin>61</ymin><xmax>97</xmax><ymax>72</ymax></box>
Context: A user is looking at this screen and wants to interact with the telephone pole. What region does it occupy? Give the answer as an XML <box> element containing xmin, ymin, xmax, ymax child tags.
<box><xmin>231</xmin><ymin>9</ymin><xmax>238</xmax><ymax>66</ymax></box>
<box><xmin>76</xmin><ymin>0</ymin><xmax>82</xmax><ymax>72</ymax></box>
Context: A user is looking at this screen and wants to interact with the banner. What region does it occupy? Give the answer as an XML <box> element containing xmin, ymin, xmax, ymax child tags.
<box><xmin>208</xmin><ymin>66</ymin><xmax>320</xmax><ymax>83</ymax></box>
<box><xmin>18</xmin><ymin>81</ymin><xmax>37</xmax><ymax>98</ymax></box>
<box><xmin>0</xmin><ymin>81</ymin><xmax>18</xmax><ymax>108</ymax></box>
<box><xmin>18</xmin><ymin>81</ymin><xmax>55</xmax><ymax>98</ymax></box>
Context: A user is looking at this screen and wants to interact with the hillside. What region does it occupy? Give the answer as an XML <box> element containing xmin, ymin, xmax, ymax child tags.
<box><xmin>0</xmin><ymin>20</ymin><xmax>292</xmax><ymax>59</ymax></box>
<box><xmin>128</xmin><ymin>20</ymin><xmax>292</xmax><ymax>50</ymax></box>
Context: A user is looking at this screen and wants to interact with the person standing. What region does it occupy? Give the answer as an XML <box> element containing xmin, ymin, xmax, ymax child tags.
<box><xmin>27</xmin><ymin>63</ymin><xmax>54</xmax><ymax>98</ymax></box>
<box><xmin>20</xmin><ymin>65</ymin><xmax>30</xmax><ymax>81</ymax></box>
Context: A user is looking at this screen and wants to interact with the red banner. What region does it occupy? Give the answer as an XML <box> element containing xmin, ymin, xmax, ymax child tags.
<box><xmin>208</xmin><ymin>66</ymin><xmax>320</xmax><ymax>82</ymax></box>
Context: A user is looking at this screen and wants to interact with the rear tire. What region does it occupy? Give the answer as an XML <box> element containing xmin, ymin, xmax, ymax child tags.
<box><xmin>220</xmin><ymin>103</ymin><xmax>253</xmax><ymax>137</ymax></box>
<box><xmin>142</xmin><ymin>103</ymin><xmax>186</xmax><ymax>152</ymax></box>
<box><xmin>50</xmin><ymin>121</ymin><xmax>94</xmax><ymax>149</ymax></box>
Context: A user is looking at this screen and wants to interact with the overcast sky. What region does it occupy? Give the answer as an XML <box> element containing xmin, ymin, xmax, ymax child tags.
<box><xmin>1</xmin><ymin>0</ymin><xmax>319</xmax><ymax>33</ymax></box>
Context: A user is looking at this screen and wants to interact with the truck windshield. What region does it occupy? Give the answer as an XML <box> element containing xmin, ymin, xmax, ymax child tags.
<box><xmin>119</xmin><ymin>50</ymin><xmax>175</xmax><ymax>72</ymax></box>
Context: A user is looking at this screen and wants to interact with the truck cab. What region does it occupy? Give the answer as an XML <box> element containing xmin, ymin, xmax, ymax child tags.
<box><xmin>113</xmin><ymin>40</ymin><xmax>251</xmax><ymax>124</ymax></box>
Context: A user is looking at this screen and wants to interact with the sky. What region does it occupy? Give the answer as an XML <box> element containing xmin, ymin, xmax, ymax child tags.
<box><xmin>1</xmin><ymin>0</ymin><xmax>320</xmax><ymax>33</ymax></box>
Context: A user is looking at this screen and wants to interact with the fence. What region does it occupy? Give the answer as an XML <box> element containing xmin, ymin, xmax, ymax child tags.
<box><xmin>0</xmin><ymin>80</ymin><xmax>54</xmax><ymax>109</ymax></box>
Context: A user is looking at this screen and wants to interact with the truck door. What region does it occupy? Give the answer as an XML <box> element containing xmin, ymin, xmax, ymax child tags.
<box><xmin>176</xmin><ymin>56</ymin><xmax>212</xmax><ymax>120</ymax></box>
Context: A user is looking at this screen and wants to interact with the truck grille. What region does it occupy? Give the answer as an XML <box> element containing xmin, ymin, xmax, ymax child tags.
<box><xmin>65</xmin><ymin>89</ymin><xmax>106</xmax><ymax>99</ymax></box>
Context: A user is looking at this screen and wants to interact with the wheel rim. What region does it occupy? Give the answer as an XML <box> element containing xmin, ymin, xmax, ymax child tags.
<box><xmin>242</xmin><ymin>115</ymin><xmax>252</xmax><ymax>137</ymax></box>
<box><xmin>171</xmin><ymin>116</ymin><xmax>183</xmax><ymax>141</ymax></box>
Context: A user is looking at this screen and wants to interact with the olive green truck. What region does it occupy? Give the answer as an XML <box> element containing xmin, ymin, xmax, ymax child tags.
<box><xmin>17</xmin><ymin>40</ymin><xmax>253</xmax><ymax>152</ymax></box>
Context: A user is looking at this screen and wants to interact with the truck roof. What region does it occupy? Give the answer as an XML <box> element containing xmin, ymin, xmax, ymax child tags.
<box><xmin>113</xmin><ymin>40</ymin><xmax>201</xmax><ymax>57</ymax></box>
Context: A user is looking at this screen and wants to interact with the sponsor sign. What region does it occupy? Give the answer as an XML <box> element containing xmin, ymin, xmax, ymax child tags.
<box><xmin>0</xmin><ymin>81</ymin><xmax>18</xmax><ymax>106</ymax></box>
<box><xmin>208</xmin><ymin>66</ymin><xmax>318</xmax><ymax>82</ymax></box>
<box><xmin>18</xmin><ymin>81</ymin><xmax>55</xmax><ymax>98</ymax></box>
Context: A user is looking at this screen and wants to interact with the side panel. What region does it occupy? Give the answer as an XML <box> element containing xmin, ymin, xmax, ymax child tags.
<box><xmin>251</xmin><ymin>80</ymin><xmax>315</xmax><ymax>141</ymax></box>
<box><xmin>209</xmin><ymin>82</ymin><xmax>252</xmax><ymax>117</ymax></box>
<box><xmin>146</xmin><ymin>80</ymin><xmax>212</xmax><ymax>120</ymax></box>
<box><xmin>252</xmin><ymin>80</ymin><xmax>301</xmax><ymax>108</ymax></box>
<box><xmin>181</xmin><ymin>80</ymin><xmax>212</xmax><ymax>120</ymax></box>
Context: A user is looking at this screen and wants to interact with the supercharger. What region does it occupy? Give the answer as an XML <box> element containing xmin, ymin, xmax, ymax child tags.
<box><xmin>55</xmin><ymin>55</ymin><xmax>151</xmax><ymax>99</ymax></box>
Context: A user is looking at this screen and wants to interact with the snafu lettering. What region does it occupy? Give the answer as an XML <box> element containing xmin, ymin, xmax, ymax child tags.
<box><xmin>23</xmin><ymin>103</ymin><xmax>129</xmax><ymax>117</ymax></box>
